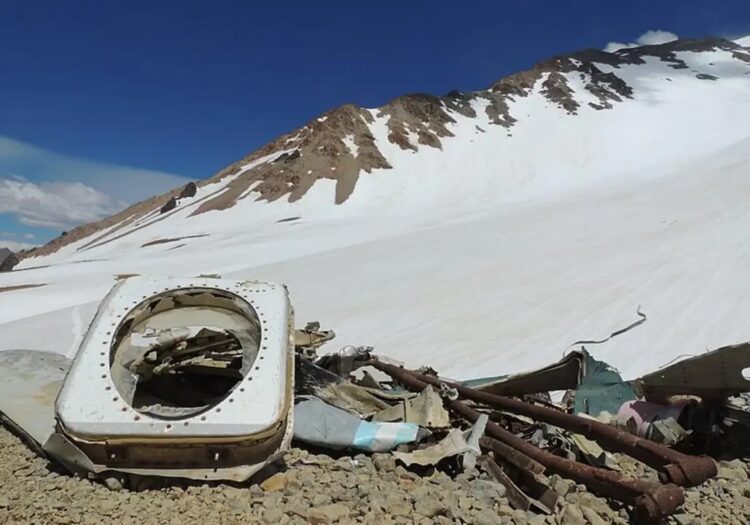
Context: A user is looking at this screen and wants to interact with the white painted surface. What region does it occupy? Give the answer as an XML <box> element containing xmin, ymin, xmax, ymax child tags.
<box><xmin>55</xmin><ymin>277</ymin><xmax>292</xmax><ymax>438</ymax></box>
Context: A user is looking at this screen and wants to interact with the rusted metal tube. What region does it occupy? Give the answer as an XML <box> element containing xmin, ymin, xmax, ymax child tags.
<box><xmin>479</xmin><ymin>436</ymin><xmax>545</xmax><ymax>475</ymax></box>
<box><xmin>407</xmin><ymin>365</ymin><xmax>715</xmax><ymax>487</ymax></box>
<box><xmin>373</xmin><ymin>360</ymin><xmax>684</xmax><ymax>522</ymax></box>
<box><xmin>480</xmin><ymin>456</ymin><xmax>540</xmax><ymax>512</ymax></box>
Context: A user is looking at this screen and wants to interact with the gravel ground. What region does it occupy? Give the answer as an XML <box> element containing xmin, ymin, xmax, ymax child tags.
<box><xmin>1</xmin><ymin>426</ymin><xmax>749</xmax><ymax>524</ymax></box>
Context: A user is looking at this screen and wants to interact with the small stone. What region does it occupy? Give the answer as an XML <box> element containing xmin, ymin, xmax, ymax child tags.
<box><xmin>671</xmin><ymin>513</ymin><xmax>699</xmax><ymax>525</ymax></box>
<box><xmin>414</xmin><ymin>496</ymin><xmax>446</xmax><ymax>518</ymax></box>
<box><xmin>550</xmin><ymin>475</ymin><xmax>576</xmax><ymax>496</ymax></box>
<box><xmin>261</xmin><ymin>472</ymin><xmax>288</xmax><ymax>492</ymax></box>
<box><xmin>226</xmin><ymin>496</ymin><xmax>249</xmax><ymax>514</ymax></box>
<box><xmin>295</xmin><ymin>469</ymin><xmax>316</xmax><ymax>485</ymax></box>
<box><xmin>284</xmin><ymin>478</ymin><xmax>302</xmax><ymax>496</ymax></box>
<box><xmin>388</xmin><ymin>502</ymin><xmax>413</xmax><ymax>517</ymax></box>
<box><xmin>474</xmin><ymin>508</ymin><xmax>502</xmax><ymax>525</ymax></box>
<box><xmin>459</xmin><ymin>496</ymin><xmax>474</xmax><ymax>510</ymax></box>
<box><xmin>560</xmin><ymin>505</ymin><xmax>586</xmax><ymax>525</ymax></box>
<box><xmin>472</xmin><ymin>479</ymin><xmax>507</xmax><ymax>502</ymax></box>
<box><xmin>512</xmin><ymin>509</ymin><xmax>528</xmax><ymax>524</ymax></box>
<box><xmin>335</xmin><ymin>458</ymin><xmax>354</xmax><ymax>471</ymax></box>
<box><xmin>308</xmin><ymin>503</ymin><xmax>350</xmax><ymax>523</ymax></box>
<box><xmin>311</xmin><ymin>492</ymin><xmax>332</xmax><ymax>507</ymax></box>
<box><xmin>103</xmin><ymin>476</ymin><xmax>125</xmax><ymax>491</ymax></box>
<box><xmin>580</xmin><ymin>507</ymin><xmax>607</xmax><ymax>525</ymax></box>
<box><xmin>718</xmin><ymin>460</ymin><xmax>749</xmax><ymax>481</ymax></box>
<box><xmin>262</xmin><ymin>507</ymin><xmax>284</xmax><ymax>523</ymax></box>
<box><xmin>528</xmin><ymin>515</ymin><xmax>546</xmax><ymax>525</ymax></box>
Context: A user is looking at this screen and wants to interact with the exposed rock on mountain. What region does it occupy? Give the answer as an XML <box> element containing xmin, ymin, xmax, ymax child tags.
<box><xmin>0</xmin><ymin>248</ymin><xmax>18</xmax><ymax>272</ymax></box>
<box><xmin>22</xmin><ymin>36</ymin><xmax>750</xmax><ymax>259</ymax></box>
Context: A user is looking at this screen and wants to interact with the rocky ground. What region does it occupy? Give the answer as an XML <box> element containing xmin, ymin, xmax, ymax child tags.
<box><xmin>1</xmin><ymin>426</ymin><xmax>749</xmax><ymax>524</ymax></box>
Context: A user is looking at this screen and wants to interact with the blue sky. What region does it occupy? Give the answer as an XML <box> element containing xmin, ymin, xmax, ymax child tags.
<box><xmin>1</xmin><ymin>0</ymin><xmax>748</xmax><ymax>248</ymax></box>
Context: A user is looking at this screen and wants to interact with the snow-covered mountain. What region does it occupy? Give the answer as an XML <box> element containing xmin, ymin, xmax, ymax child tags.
<box><xmin>3</xmin><ymin>36</ymin><xmax>750</xmax><ymax>381</ymax></box>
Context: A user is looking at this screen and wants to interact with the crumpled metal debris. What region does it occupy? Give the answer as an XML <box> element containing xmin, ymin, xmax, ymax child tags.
<box><xmin>129</xmin><ymin>326</ymin><xmax>244</xmax><ymax>381</ymax></box>
<box><xmin>638</xmin><ymin>342</ymin><xmax>750</xmax><ymax>402</ymax></box>
<box><xmin>296</xmin><ymin>357</ymin><xmax>393</xmax><ymax>417</ymax></box>
<box><xmin>0</xmin><ymin>350</ymin><xmax>70</xmax><ymax>450</ymax></box>
<box><xmin>573</xmin><ymin>350</ymin><xmax>637</xmax><ymax>417</ymax></box>
<box><xmin>617</xmin><ymin>400</ymin><xmax>689</xmax><ymax>446</ymax></box>
<box><xmin>315</xmin><ymin>345</ymin><xmax>373</xmax><ymax>377</ymax></box>
<box><xmin>393</xmin><ymin>414</ymin><xmax>487</xmax><ymax>470</ymax></box>
<box><xmin>568</xmin><ymin>433</ymin><xmax>621</xmax><ymax>471</ymax></box>
<box><xmin>294</xmin><ymin>321</ymin><xmax>336</xmax><ymax>358</ymax></box>
<box><xmin>525</xmin><ymin>424</ymin><xmax>620</xmax><ymax>471</ymax></box>
<box><xmin>293</xmin><ymin>397</ymin><xmax>424</xmax><ymax>452</ymax></box>
<box><xmin>317</xmin><ymin>382</ymin><xmax>393</xmax><ymax>417</ymax></box>
<box><xmin>0</xmin><ymin>276</ymin><xmax>295</xmax><ymax>484</ymax></box>
<box><xmin>469</xmin><ymin>348</ymin><xmax>636</xmax><ymax>417</ymax></box>
<box><xmin>4</xmin><ymin>280</ymin><xmax>744</xmax><ymax>523</ymax></box>
<box><xmin>480</xmin><ymin>457</ymin><xmax>556</xmax><ymax>514</ymax></box>
<box><xmin>371</xmin><ymin>385</ymin><xmax>451</xmax><ymax>428</ymax></box>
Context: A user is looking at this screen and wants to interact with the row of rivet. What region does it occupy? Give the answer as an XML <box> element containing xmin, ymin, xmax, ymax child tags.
<box><xmin>98</xmin><ymin>285</ymin><xmax>272</xmax><ymax>430</ymax></box>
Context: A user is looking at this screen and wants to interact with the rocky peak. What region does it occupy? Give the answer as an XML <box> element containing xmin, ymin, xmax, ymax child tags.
<box><xmin>22</xmin><ymin>36</ymin><xmax>750</xmax><ymax>259</ymax></box>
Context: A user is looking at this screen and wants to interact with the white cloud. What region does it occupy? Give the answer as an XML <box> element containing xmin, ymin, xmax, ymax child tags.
<box><xmin>0</xmin><ymin>178</ymin><xmax>122</xmax><ymax>229</ymax></box>
<box><xmin>605</xmin><ymin>30</ymin><xmax>679</xmax><ymax>53</ymax></box>
<box><xmin>0</xmin><ymin>239</ymin><xmax>37</xmax><ymax>252</ymax></box>
<box><xmin>0</xmin><ymin>135</ymin><xmax>189</xmax><ymax>232</ymax></box>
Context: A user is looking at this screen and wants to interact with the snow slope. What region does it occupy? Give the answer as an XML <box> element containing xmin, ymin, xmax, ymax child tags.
<box><xmin>2</xmin><ymin>37</ymin><xmax>750</xmax><ymax>381</ymax></box>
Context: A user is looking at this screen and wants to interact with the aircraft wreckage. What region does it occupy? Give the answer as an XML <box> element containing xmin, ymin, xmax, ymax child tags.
<box><xmin>2</xmin><ymin>275</ymin><xmax>750</xmax><ymax>521</ymax></box>
<box><xmin>0</xmin><ymin>276</ymin><xmax>295</xmax><ymax>482</ymax></box>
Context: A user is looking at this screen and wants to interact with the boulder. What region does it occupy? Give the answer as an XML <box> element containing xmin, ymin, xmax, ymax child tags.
<box><xmin>178</xmin><ymin>182</ymin><xmax>198</xmax><ymax>199</ymax></box>
<box><xmin>159</xmin><ymin>196</ymin><xmax>178</xmax><ymax>214</ymax></box>
<box><xmin>0</xmin><ymin>247</ymin><xmax>19</xmax><ymax>272</ymax></box>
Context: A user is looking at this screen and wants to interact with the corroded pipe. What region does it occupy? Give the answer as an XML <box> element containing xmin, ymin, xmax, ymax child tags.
<box><xmin>479</xmin><ymin>436</ymin><xmax>545</xmax><ymax>476</ymax></box>
<box><xmin>406</xmin><ymin>364</ymin><xmax>716</xmax><ymax>487</ymax></box>
<box><xmin>372</xmin><ymin>360</ymin><xmax>684</xmax><ymax>522</ymax></box>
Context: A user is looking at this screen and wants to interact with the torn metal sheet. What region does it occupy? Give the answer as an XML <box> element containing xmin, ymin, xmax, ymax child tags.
<box><xmin>371</xmin><ymin>385</ymin><xmax>450</xmax><ymax>428</ymax></box>
<box><xmin>569</xmin><ymin>433</ymin><xmax>621</xmax><ymax>471</ymax></box>
<box><xmin>617</xmin><ymin>400</ymin><xmax>689</xmax><ymax>446</ymax></box>
<box><xmin>480</xmin><ymin>457</ymin><xmax>555</xmax><ymax>514</ymax></box>
<box><xmin>470</xmin><ymin>349</ymin><xmax>635</xmax><ymax>417</ymax></box>
<box><xmin>315</xmin><ymin>345</ymin><xmax>373</xmax><ymax>377</ymax></box>
<box><xmin>462</xmin><ymin>414</ymin><xmax>489</xmax><ymax>473</ymax></box>
<box><xmin>296</xmin><ymin>358</ymin><xmax>392</xmax><ymax>417</ymax></box>
<box><xmin>354</xmin><ymin>370</ymin><xmax>383</xmax><ymax>390</ymax></box>
<box><xmin>481</xmin><ymin>457</ymin><xmax>535</xmax><ymax>512</ymax></box>
<box><xmin>293</xmin><ymin>322</ymin><xmax>335</xmax><ymax>357</ymax></box>
<box><xmin>373</xmin><ymin>359</ymin><xmax>688</xmax><ymax>520</ymax></box>
<box><xmin>638</xmin><ymin>342</ymin><xmax>750</xmax><ymax>402</ymax></box>
<box><xmin>393</xmin><ymin>415</ymin><xmax>487</xmax><ymax>468</ymax></box>
<box><xmin>316</xmin><ymin>382</ymin><xmax>393</xmax><ymax>417</ymax></box>
<box><xmin>469</xmin><ymin>351</ymin><xmax>583</xmax><ymax>395</ymax></box>
<box><xmin>0</xmin><ymin>350</ymin><xmax>70</xmax><ymax>447</ymax></box>
<box><xmin>293</xmin><ymin>397</ymin><xmax>421</xmax><ymax>452</ymax></box>
<box><xmin>573</xmin><ymin>351</ymin><xmax>636</xmax><ymax>417</ymax></box>
<box><xmin>3</xmin><ymin>276</ymin><xmax>298</xmax><ymax>482</ymax></box>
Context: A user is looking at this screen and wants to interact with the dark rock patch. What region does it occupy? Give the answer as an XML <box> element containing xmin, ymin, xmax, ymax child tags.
<box><xmin>159</xmin><ymin>197</ymin><xmax>178</xmax><ymax>214</ymax></box>
<box><xmin>0</xmin><ymin>248</ymin><xmax>19</xmax><ymax>272</ymax></box>
<box><xmin>178</xmin><ymin>182</ymin><xmax>198</xmax><ymax>199</ymax></box>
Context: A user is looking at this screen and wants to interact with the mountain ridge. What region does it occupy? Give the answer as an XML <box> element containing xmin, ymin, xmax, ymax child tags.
<box><xmin>22</xmin><ymin>35</ymin><xmax>750</xmax><ymax>259</ymax></box>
